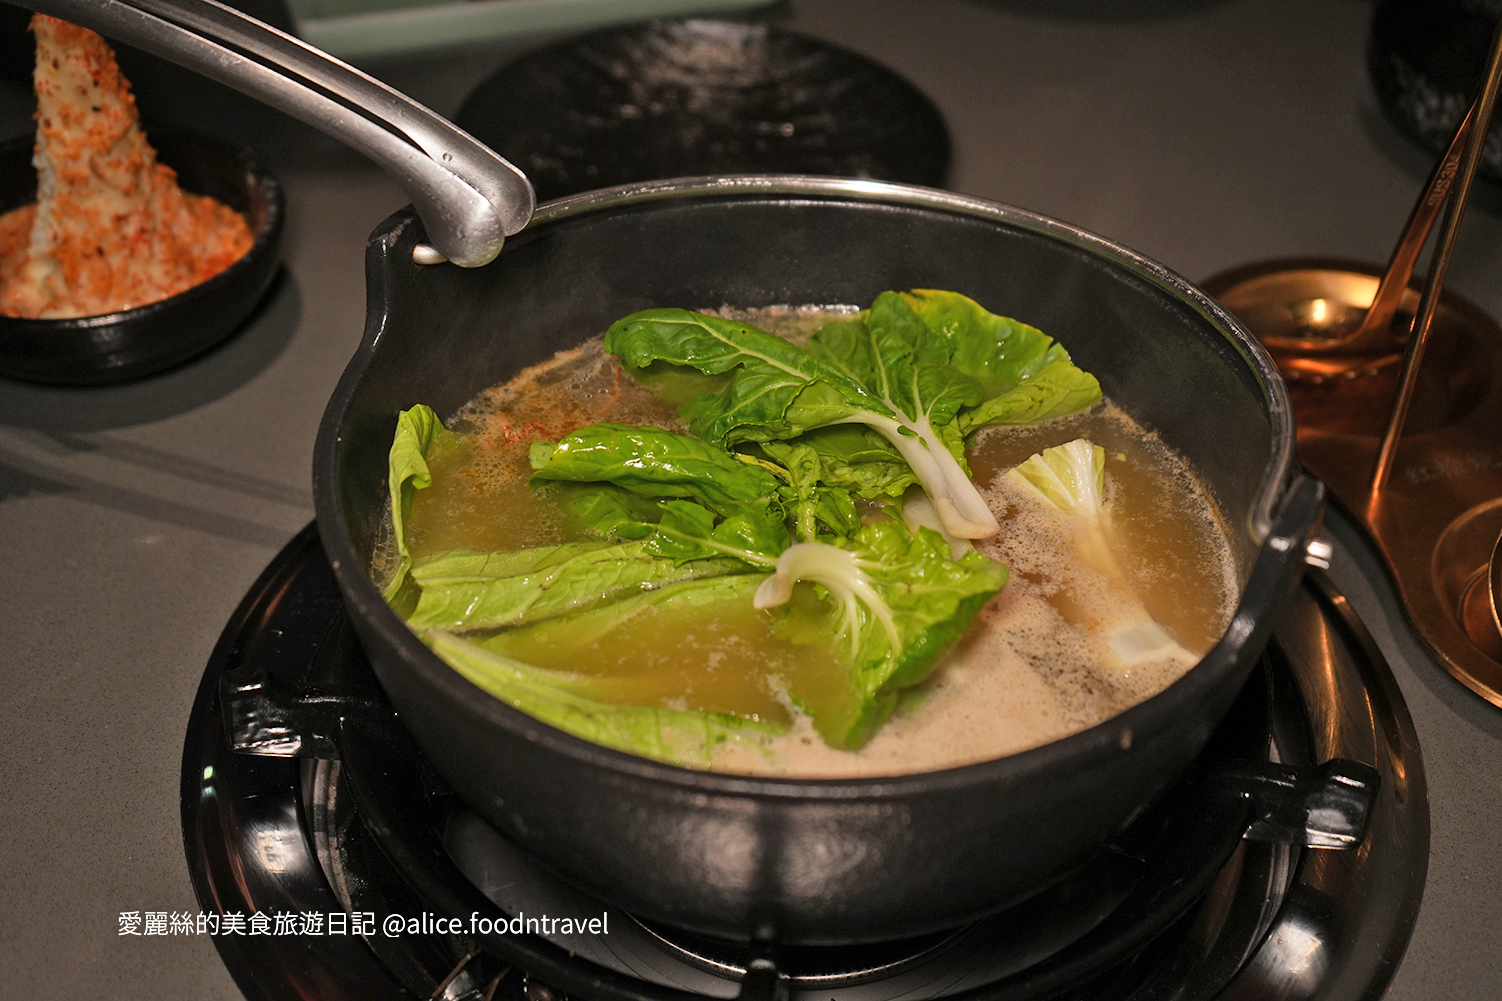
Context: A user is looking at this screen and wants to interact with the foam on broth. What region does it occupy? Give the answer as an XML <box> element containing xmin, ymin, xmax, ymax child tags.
<box><xmin>381</xmin><ymin>307</ymin><xmax>1240</xmax><ymax>778</ymax></box>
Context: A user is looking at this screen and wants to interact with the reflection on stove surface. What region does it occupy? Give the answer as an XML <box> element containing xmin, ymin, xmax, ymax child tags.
<box><xmin>182</xmin><ymin>524</ymin><xmax>1426</xmax><ymax>1001</ymax></box>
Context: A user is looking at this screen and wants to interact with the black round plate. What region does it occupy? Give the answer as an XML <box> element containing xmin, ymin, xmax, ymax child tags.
<box><xmin>0</xmin><ymin>130</ymin><xmax>284</xmax><ymax>386</ymax></box>
<box><xmin>1367</xmin><ymin>0</ymin><xmax>1502</xmax><ymax>184</ymax></box>
<box><xmin>454</xmin><ymin>19</ymin><xmax>951</xmax><ymax>202</ymax></box>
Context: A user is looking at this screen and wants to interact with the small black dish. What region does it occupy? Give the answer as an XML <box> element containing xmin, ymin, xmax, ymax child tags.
<box><xmin>0</xmin><ymin>130</ymin><xmax>284</xmax><ymax>386</ymax></box>
<box><xmin>453</xmin><ymin>19</ymin><xmax>952</xmax><ymax>202</ymax></box>
<box><xmin>1367</xmin><ymin>0</ymin><xmax>1502</xmax><ymax>185</ymax></box>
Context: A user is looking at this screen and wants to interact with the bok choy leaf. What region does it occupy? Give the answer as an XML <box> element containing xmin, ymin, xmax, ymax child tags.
<box><xmin>424</xmin><ymin>627</ymin><xmax>784</xmax><ymax>768</ymax></box>
<box><xmin>530</xmin><ymin>423</ymin><xmax>789</xmax><ymax>568</ymax></box>
<box><xmin>1006</xmin><ymin>439</ymin><xmax>1197</xmax><ymax>672</ymax></box>
<box><xmin>754</xmin><ymin>520</ymin><xmax>1008</xmax><ymax>748</ymax></box>
<box><xmin>383</xmin><ymin>404</ymin><xmax>457</xmax><ymax>602</ymax></box>
<box><xmin>405</xmin><ymin>541</ymin><xmax>748</xmax><ymax>632</ymax></box>
<box><xmin>529</xmin><ymin>422</ymin><xmax>782</xmax><ymax>515</ymax></box>
<box><xmin>603</xmin><ymin>290</ymin><xmax>1101</xmax><ymax>540</ymax></box>
<box><xmin>527</xmin><ymin>421</ymin><xmax>1007</xmax><ymax>747</ymax></box>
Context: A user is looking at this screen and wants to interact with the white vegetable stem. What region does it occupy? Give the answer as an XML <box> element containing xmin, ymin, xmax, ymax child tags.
<box><xmin>901</xmin><ymin>492</ymin><xmax>973</xmax><ymax>560</ymax></box>
<box><xmin>853</xmin><ymin>414</ymin><xmax>1000</xmax><ymax>539</ymax></box>
<box><xmin>1108</xmin><ymin>617</ymin><xmax>1195</xmax><ymax>670</ymax></box>
<box><xmin>1007</xmin><ymin>438</ymin><xmax>1197</xmax><ymax>673</ymax></box>
<box><xmin>754</xmin><ymin>542</ymin><xmax>901</xmax><ymax>657</ymax></box>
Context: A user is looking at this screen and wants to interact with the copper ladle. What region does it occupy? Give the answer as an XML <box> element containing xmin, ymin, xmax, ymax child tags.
<box><xmin>1206</xmin><ymin>18</ymin><xmax>1502</xmax><ymax>707</ymax></box>
<box><xmin>1491</xmin><ymin>530</ymin><xmax>1502</xmax><ymax>640</ymax></box>
<box><xmin>1251</xmin><ymin>102</ymin><xmax>1479</xmax><ymax>384</ymax></box>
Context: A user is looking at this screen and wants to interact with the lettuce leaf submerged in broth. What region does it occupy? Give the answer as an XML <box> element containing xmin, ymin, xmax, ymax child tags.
<box><xmin>424</xmin><ymin>626</ymin><xmax>783</xmax><ymax>768</ymax></box>
<box><xmin>382</xmin><ymin>404</ymin><xmax>458</xmax><ymax>604</ymax></box>
<box><xmin>406</xmin><ymin>541</ymin><xmax>749</xmax><ymax>632</ymax></box>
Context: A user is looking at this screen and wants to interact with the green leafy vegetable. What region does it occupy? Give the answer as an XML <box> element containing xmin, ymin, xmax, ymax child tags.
<box><xmin>900</xmin><ymin>490</ymin><xmax>972</xmax><ymax>559</ymax></box>
<box><xmin>480</xmin><ymin>574</ymin><xmax>766</xmax><ymax>663</ymax></box>
<box><xmin>900</xmin><ymin>289</ymin><xmax>1106</xmax><ymax>433</ymax></box>
<box><xmin>757</xmin><ymin>439</ymin><xmax>861</xmax><ymax>542</ymax></box>
<box><xmin>631</xmin><ymin>499</ymin><xmax>787</xmax><ymax>567</ymax></box>
<box><xmin>604</xmin><ymin>290</ymin><xmax>1101</xmax><ymax>540</ymax></box>
<box><xmin>753</xmin><ymin>520</ymin><xmax>1008</xmax><ymax>748</ymax></box>
<box><xmin>383</xmin><ymin>404</ymin><xmax>455</xmax><ymax>601</ymax></box>
<box><xmin>529</xmin><ymin>422</ymin><xmax>781</xmax><ymax>515</ymax></box>
<box><xmin>761</xmin><ymin>425</ymin><xmax>917</xmax><ymax>501</ymax></box>
<box><xmin>521</xmin><ymin>420</ymin><xmax>1007</xmax><ymax>747</ymax></box>
<box><xmin>424</xmin><ymin>627</ymin><xmax>783</xmax><ymax>768</ymax></box>
<box><xmin>405</xmin><ymin>541</ymin><xmax>748</xmax><ymax>632</ymax></box>
<box><xmin>530</xmin><ymin>424</ymin><xmax>789</xmax><ymax>568</ymax></box>
<box><xmin>1006</xmin><ymin>439</ymin><xmax>1196</xmax><ymax>672</ymax></box>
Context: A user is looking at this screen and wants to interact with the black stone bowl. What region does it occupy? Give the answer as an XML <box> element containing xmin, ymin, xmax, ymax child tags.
<box><xmin>0</xmin><ymin>130</ymin><xmax>284</xmax><ymax>386</ymax></box>
<box><xmin>1367</xmin><ymin>0</ymin><xmax>1502</xmax><ymax>184</ymax></box>
<box><xmin>454</xmin><ymin>19</ymin><xmax>951</xmax><ymax>202</ymax></box>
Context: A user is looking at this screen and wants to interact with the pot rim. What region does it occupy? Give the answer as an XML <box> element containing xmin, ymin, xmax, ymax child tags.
<box><xmin>315</xmin><ymin>173</ymin><xmax>1299</xmax><ymax>798</ymax></box>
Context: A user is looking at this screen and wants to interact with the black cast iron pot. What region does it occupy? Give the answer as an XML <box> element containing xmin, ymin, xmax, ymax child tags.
<box><xmin>311</xmin><ymin>176</ymin><xmax>1324</xmax><ymax>945</ymax></box>
<box><xmin>11</xmin><ymin>0</ymin><xmax>1320</xmax><ymax>947</ymax></box>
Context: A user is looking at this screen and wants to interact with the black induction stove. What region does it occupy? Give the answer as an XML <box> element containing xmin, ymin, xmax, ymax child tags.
<box><xmin>181</xmin><ymin>522</ymin><xmax>1427</xmax><ymax>1001</ymax></box>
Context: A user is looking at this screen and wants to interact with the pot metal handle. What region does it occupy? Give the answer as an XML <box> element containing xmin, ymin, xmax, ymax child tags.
<box><xmin>1223</xmin><ymin>474</ymin><xmax>1327</xmax><ymax>657</ymax></box>
<box><xmin>16</xmin><ymin>0</ymin><xmax>534</xmax><ymax>267</ymax></box>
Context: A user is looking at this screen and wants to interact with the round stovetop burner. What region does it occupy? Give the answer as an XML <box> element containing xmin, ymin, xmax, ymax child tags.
<box><xmin>452</xmin><ymin>19</ymin><xmax>952</xmax><ymax>202</ymax></box>
<box><xmin>182</xmin><ymin>524</ymin><xmax>1427</xmax><ymax>1001</ymax></box>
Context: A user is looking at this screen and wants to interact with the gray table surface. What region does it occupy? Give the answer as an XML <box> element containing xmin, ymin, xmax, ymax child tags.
<box><xmin>3</xmin><ymin>0</ymin><xmax>1500</xmax><ymax>997</ymax></box>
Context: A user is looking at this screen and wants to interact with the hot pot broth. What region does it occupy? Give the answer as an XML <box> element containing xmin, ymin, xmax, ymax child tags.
<box><xmin>378</xmin><ymin>301</ymin><xmax>1238</xmax><ymax>777</ymax></box>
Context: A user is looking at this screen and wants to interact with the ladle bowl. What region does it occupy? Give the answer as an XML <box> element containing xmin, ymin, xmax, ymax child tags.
<box><xmin>1201</xmin><ymin>258</ymin><xmax>1493</xmax><ymax>390</ymax></box>
<box><xmin>1205</xmin><ymin>263</ymin><xmax>1408</xmax><ymax>381</ymax></box>
<box><xmin>1210</xmin><ymin>266</ymin><xmax>1411</xmax><ymax>347</ymax></box>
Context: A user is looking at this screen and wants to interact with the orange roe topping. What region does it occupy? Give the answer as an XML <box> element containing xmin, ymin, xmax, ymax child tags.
<box><xmin>0</xmin><ymin>15</ymin><xmax>255</xmax><ymax>319</ymax></box>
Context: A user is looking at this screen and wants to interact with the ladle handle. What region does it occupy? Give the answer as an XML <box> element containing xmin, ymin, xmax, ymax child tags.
<box><xmin>1490</xmin><ymin>528</ymin><xmax>1502</xmax><ymax>640</ymax></box>
<box><xmin>1368</xmin><ymin>12</ymin><xmax>1502</xmax><ymax>497</ymax></box>
<box><xmin>14</xmin><ymin>0</ymin><xmax>534</xmax><ymax>267</ymax></box>
<box><xmin>1347</xmin><ymin>103</ymin><xmax>1476</xmax><ymax>352</ymax></box>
